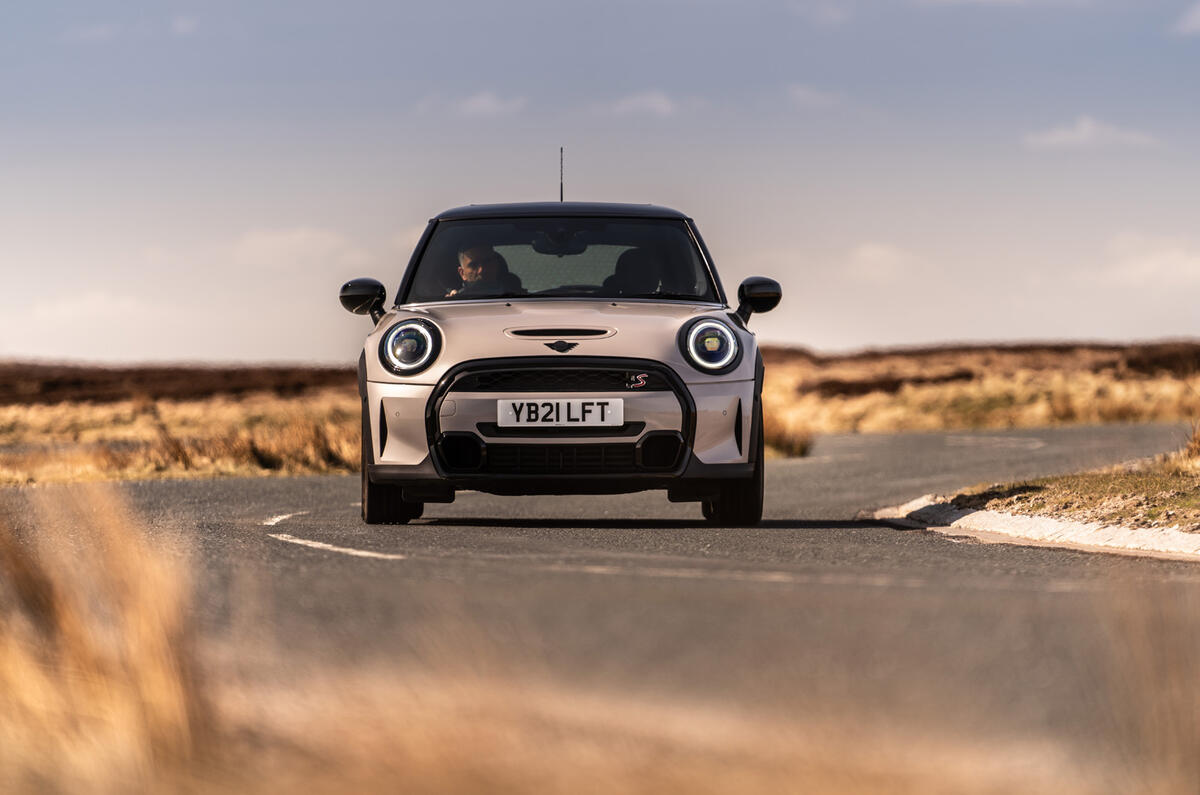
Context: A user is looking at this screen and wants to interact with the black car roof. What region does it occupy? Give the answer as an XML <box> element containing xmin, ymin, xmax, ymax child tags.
<box><xmin>433</xmin><ymin>202</ymin><xmax>690</xmax><ymax>221</ymax></box>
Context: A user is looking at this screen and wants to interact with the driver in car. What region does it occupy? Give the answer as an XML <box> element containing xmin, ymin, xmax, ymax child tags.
<box><xmin>446</xmin><ymin>244</ymin><xmax>502</xmax><ymax>297</ymax></box>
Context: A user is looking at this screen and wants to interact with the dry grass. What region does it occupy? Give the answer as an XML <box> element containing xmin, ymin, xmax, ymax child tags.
<box><xmin>761</xmin><ymin>342</ymin><xmax>1200</xmax><ymax>442</ymax></box>
<box><xmin>0</xmin><ymin>484</ymin><xmax>208</xmax><ymax>792</ymax></box>
<box><xmin>1096</xmin><ymin>581</ymin><xmax>1200</xmax><ymax>795</ymax></box>
<box><xmin>3</xmin><ymin>341</ymin><xmax>1200</xmax><ymax>483</ymax></box>
<box><xmin>0</xmin><ymin>484</ymin><xmax>1164</xmax><ymax>794</ymax></box>
<box><xmin>762</xmin><ymin>403</ymin><xmax>814</xmax><ymax>457</ymax></box>
<box><xmin>0</xmin><ymin>388</ymin><xmax>360</xmax><ymax>485</ymax></box>
<box><xmin>0</xmin><ymin>362</ymin><xmax>353</xmax><ymax>405</ymax></box>
<box><xmin>1186</xmin><ymin>423</ymin><xmax>1200</xmax><ymax>460</ymax></box>
<box><xmin>230</xmin><ymin>671</ymin><xmax>1084</xmax><ymax>795</ymax></box>
<box><xmin>951</xmin><ymin>427</ymin><xmax>1200</xmax><ymax>531</ymax></box>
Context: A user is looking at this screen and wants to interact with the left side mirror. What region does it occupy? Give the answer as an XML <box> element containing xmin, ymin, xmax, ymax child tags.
<box><xmin>735</xmin><ymin>276</ymin><xmax>782</xmax><ymax>323</ymax></box>
<box><xmin>339</xmin><ymin>278</ymin><xmax>387</xmax><ymax>323</ymax></box>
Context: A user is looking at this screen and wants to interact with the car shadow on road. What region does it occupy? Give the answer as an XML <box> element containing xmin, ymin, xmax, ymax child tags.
<box><xmin>415</xmin><ymin>517</ymin><xmax>888</xmax><ymax>531</ymax></box>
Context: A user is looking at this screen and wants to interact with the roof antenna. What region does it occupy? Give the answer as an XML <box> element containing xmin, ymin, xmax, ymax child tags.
<box><xmin>559</xmin><ymin>146</ymin><xmax>564</xmax><ymax>202</ymax></box>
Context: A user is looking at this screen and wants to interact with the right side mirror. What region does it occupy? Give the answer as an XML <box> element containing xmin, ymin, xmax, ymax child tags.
<box><xmin>735</xmin><ymin>276</ymin><xmax>782</xmax><ymax>323</ymax></box>
<box><xmin>339</xmin><ymin>278</ymin><xmax>388</xmax><ymax>323</ymax></box>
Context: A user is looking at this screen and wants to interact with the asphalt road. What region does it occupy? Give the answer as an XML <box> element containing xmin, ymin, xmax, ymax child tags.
<box><xmin>101</xmin><ymin>422</ymin><xmax>1200</xmax><ymax>774</ymax></box>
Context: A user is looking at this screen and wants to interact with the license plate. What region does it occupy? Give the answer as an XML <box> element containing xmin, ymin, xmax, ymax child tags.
<box><xmin>497</xmin><ymin>398</ymin><xmax>624</xmax><ymax>427</ymax></box>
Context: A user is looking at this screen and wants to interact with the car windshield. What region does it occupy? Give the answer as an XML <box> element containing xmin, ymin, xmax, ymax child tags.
<box><xmin>400</xmin><ymin>217</ymin><xmax>719</xmax><ymax>304</ymax></box>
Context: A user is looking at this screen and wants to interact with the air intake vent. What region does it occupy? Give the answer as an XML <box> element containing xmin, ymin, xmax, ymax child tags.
<box><xmin>439</xmin><ymin>434</ymin><xmax>484</xmax><ymax>470</ymax></box>
<box><xmin>509</xmin><ymin>328</ymin><xmax>609</xmax><ymax>337</ymax></box>
<box><xmin>638</xmin><ymin>433</ymin><xmax>683</xmax><ymax>470</ymax></box>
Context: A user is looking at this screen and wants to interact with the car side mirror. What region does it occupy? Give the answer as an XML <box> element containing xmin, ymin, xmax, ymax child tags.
<box><xmin>339</xmin><ymin>278</ymin><xmax>387</xmax><ymax>323</ymax></box>
<box><xmin>735</xmin><ymin>276</ymin><xmax>782</xmax><ymax>323</ymax></box>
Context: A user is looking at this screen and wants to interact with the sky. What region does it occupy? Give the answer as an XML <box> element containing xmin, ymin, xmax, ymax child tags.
<box><xmin>3</xmin><ymin>0</ymin><xmax>1200</xmax><ymax>363</ymax></box>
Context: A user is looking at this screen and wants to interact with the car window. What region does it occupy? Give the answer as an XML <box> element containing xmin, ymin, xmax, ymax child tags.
<box><xmin>401</xmin><ymin>218</ymin><xmax>718</xmax><ymax>303</ymax></box>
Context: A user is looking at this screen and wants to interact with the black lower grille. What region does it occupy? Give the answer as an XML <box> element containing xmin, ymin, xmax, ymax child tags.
<box><xmin>475</xmin><ymin>421</ymin><xmax>645</xmax><ymax>438</ymax></box>
<box><xmin>484</xmin><ymin>443</ymin><xmax>637</xmax><ymax>475</ymax></box>
<box><xmin>452</xmin><ymin>368</ymin><xmax>670</xmax><ymax>392</ymax></box>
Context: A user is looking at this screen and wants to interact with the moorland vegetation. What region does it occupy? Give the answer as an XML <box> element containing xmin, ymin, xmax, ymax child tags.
<box><xmin>2</xmin><ymin>341</ymin><xmax>1198</xmax><ymax>484</ymax></box>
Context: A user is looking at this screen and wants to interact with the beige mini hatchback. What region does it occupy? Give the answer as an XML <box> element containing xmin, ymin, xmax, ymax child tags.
<box><xmin>339</xmin><ymin>203</ymin><xmax>781</xmax><ymax>525</ymax></box>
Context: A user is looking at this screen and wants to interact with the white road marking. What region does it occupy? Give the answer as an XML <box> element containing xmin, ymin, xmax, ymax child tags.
<box><xmin>254</xmin><ymin>520</ymin><xmax>1091</xmax><ymax>592</ymax></box>
<box><xmin>268</xmin><ymin>533</ymin><xmax>408</xmax><ymax>560</ymax></box>
<box><xmin>256</xmin><ymin>533</ymin><xmax>1088</xmax><ymax>592</ymax></box>
<box><xmin>259</xmin><ymin>535</ymin><xmax>921</xmax><ymax>587</ymax></box>
<box><xmin>261</xmin><ymin>511</ymin><xmax>309</xmax><ymax>527</ymax></box>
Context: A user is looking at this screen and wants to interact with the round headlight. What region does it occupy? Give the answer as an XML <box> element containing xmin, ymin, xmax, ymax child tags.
<box><xmin>379</xmin><ymin>319</ymin><xmax>441</xmax><ymax>375</ymax></box>
<box><xmin>681</xmin><ymin>319</ymin><xmax>740</xmax><ymax>372</ymax></box>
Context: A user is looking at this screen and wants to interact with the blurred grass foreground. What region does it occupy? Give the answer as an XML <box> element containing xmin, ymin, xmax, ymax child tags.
<box><xmin>0</xmin><ymin>485</ymin><xmax>208</xmax><ymax>791</ymax></box>
<box><xmin>2</xmin><ymin>341</ymin><xmax>1200</xmax><ymax>484</ymax></box>
<box><xmin>0</xmin><ymin>484</ymin><xmax>1010</xmax><ymax>793</ymax></box>
<box><xmin>4</xmin><ymin>484</ymin><xmax>1200</xmax><ymax>791</ymax></box>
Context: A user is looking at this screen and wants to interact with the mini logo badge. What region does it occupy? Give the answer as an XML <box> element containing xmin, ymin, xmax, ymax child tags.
<box><xmin>627</xmin><ymin>373</ymin><xmax>648</xmax><ymax>389</ymax></box>
<box><xmin>545</xmin><ymin>341</ymin><xmax>578</xmax><ymax>353</ymax></box>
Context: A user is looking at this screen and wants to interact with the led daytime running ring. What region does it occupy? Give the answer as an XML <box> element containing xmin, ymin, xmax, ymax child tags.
<box><xmin>388</xmin><ymin>324</ymin><xmax>433</xmax><ymax>370</ymax></box>
<box><xmin>380</xmin><ymin>320</ymin><xmax>441</xmax><ymax>375</ymax></box>
<box><xmin>686</xmin><ymin>320</ymin><xmax>738</xmax><ymax>370</ymax></box>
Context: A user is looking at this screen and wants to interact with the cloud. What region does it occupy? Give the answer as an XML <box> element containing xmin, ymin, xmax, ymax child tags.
<box><xmin>31</xmin><ymin>291</ymin><xmax>155</xmax><ymax>324</ymax></box>
<box><xmin>22</xmin><ymin>290</ymin><xmax>183</xmax><ymax>361</ymax></box>
<box><xmin>1022</xmin><ymin>116</ymin><xmax>1158</xmax><ymax>151</ymax></box>
<box><xmin>787</xmin><ymin>84</ymin><xmax>841</xmax><ymax>109</ymax></box>
<box><xmin>61</xmin><ymin>23</ymin><xmax>123</xmax><ymax>43</ymax></box>
<box><xmin>844</xmin><ymin>243</ymin><xmax>920</xmax><ymax>282</ymax></box>
<box><xmin>171</xmin><ymin>16</ymin><xmax>200</xmax><ymax>36</ymax></box>
<box><xmin>790</xmin><ymin>1</ymin><xmax>856</xmax><ymax>26</ymax></box>
<box><xmin>917</xmin><ymin>0</ymin><xmax>1091</xmax><ymax>5</ymax></box>
<box><xmin>1174</xmin><ymin>3</ymin><xmax>1200</xmax><ymax>35</ymax></box>
<box><xmin>231</xmin><ymin>228</ymin><xmax>372</xmax><ymax>273</ymax></box>
<box><xmin>602</xmin><ymin>90</ymin><xmax>679</xmax><ymax>118</ymax></box>
<box><xmin>791</xmin><ymin>0</ymin><xmax>1089</xmax><ymax>25</ymax></box>
<box><xmin>455</xmin><ymin>92</ymin><xmax>527</xmax><ymax>117</ymax></box>
<box><xmin>1096</xmin><ymin>233</ymin><xmax>1200</xmax><ymax>287</ymax></box>
<box><xmin>61</xmin><ymin>18</ymin><xmax>197</xmax><ymax>44</ymax></box>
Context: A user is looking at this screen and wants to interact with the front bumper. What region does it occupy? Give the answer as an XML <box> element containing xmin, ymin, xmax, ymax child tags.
<box><xmin>365</xmin><ymin>356</ymin><xmax>757</xmax><ymax>499</ymax></box>
<box><xmin>369</xmin><ymin>453</ymin><xmax>755</xmax><ymax>499</ymax></box>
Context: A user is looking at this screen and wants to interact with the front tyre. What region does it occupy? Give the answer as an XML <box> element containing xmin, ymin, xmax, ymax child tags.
<box><xmin>703</xmin><ymin>400</ymin><xmax>764</xmax><ymax>526</ymax></box>
<box><xmin>361</xmin><ymin>403</ymin><xmax>423</xmax><ymax>524</ymax></box>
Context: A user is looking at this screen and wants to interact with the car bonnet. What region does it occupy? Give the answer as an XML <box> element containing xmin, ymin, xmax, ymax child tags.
<box><xmin>362</xmin><ymin>299</ymin><xmax>755</xmax><ymax>385</ymax></box>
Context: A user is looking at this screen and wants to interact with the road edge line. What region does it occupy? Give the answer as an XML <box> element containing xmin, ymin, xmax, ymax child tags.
<box><xmin>268</xmin><ymin>533</ymin><xmax>408</xmax><ymax>560</ymax></box>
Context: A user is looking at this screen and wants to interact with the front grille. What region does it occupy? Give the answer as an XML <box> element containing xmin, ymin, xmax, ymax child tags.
<box><xmin>485</xmin><ymin>443</ymin><xmax>637</xmax><ymax>475</ymax></box>
<box><xmin>452</xmin><ymin>368</ymin><xmax>670</xmax><ymax>393</ymax></box>
<box><xmin>475</xmin><ymin>421</ymin><xmax>645</xmax><ymax>438</ymax></box>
